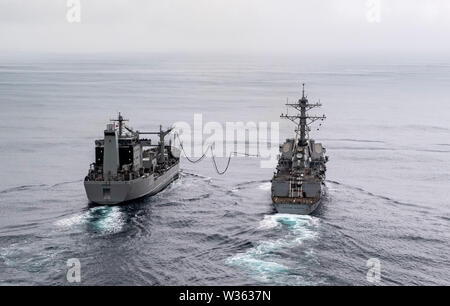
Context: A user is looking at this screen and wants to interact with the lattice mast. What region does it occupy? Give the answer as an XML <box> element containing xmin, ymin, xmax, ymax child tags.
<box><xmin>280</xmin><ymin>84</ymin><xmax>326</xmax><ymax>147</ymax></box>
<box><xmin>110</xmin><ymin>112</ymin><xmax>129</xmax><ymax>137</ymax></box>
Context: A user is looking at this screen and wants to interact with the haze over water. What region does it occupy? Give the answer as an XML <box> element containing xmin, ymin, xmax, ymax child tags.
<box><xmin>0</xmin><ymin>53</ymin><xmax>449</xmax><ymax>285</ymax></box>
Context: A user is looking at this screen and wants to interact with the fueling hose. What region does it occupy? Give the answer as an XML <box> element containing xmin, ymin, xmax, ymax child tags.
<box><xmin>173</xmin><ymin>133</ymin><xmax>258</xmax><ymax>175</ymax></box>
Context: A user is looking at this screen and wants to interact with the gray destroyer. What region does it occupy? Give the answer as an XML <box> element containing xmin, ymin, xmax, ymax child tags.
<box><xmin>84</xmin><ymin>113</ymin><xmax>180</xmax><ymax>205</ymax></box>
<box><xmin>271</xmin><ymin>84</ymin><xmax>328</xmax><ymax>214</ymax></box>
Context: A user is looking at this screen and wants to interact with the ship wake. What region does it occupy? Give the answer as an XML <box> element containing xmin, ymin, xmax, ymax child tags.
<box><xmin>54</xmin><ymin>206</ymin><xmax>126</xmax><ymax>235</ymax></box>
<box><xmin>226</xmin><ymin>214</ymin><xmax>321</xmax><ymax>285</ymax></box>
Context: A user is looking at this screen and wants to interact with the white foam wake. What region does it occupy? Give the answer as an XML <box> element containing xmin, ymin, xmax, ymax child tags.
<box><xmin>227</xmin><ymin>214</ymin><xmax>320</xmax><ymax>284</ymax></box>
<box><xmin>258</xmin><ymin>182</ymin><xmax>271</xmax><ymax>191</ymax></box>
<box><xmin>54</xmin><ymin>206</ymin><xmax>125</xmax><ymax>234</ymax></box>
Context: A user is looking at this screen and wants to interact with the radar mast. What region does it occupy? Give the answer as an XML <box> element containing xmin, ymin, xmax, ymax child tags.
<box><xmin>280</xmin><ymin>83</ymin><xmax>326</xmax><ymax>147</ymax></box>
<box><xmin>110</xmin><ymin>112</ymin><xmax>129</xmax><ymax>137</ymax></box>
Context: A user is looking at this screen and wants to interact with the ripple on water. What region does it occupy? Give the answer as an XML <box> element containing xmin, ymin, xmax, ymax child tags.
<box><xmin>226</xmin><ymin>214</ymin><xmax>320</xmax><ymax>285</ymax></box>
<box><xmin>0</xmin><ymin>240</ymin><xmax>59</xmax><ymax>275</ymax></box>
<box><xmin>258</xmin><ymin>182</ymin><xmax>271</xmax><ymax>191</ymax></box>
<box><xmin>54</xmin><ymin>206</ymin><xmax>125</xmax><ymax>235</ymax></box>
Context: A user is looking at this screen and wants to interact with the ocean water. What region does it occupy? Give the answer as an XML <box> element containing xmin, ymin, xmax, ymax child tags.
<box><xmin>0</xmin><ymin>54</ymin><xmax>449</xmax><ymax>285</ymax></box>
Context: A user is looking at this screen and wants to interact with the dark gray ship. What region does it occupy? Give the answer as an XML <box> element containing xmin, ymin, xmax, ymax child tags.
<box><xmin>84</xmin><ymin>113</ymin><xmax>180</xmax><ymax>205</ymax></box>
<box><xmin>271</xmin><ymin>84</ymin><xmax>328</xmax><ymax>214</ymax></box>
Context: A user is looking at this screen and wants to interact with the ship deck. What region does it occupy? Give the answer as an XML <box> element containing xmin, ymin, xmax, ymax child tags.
<box><xmin>272</xmin><ymin>173</ymin><xmax>319</xmax><ymax>182</ymax></box>
<box><xmin>272</xmin><ymin>196</ymin><xmax>320</xmax><ymax>205</ymax></box>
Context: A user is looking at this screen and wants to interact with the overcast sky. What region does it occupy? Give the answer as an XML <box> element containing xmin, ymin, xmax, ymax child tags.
<box><xmin>0</xmin><ymin>0</ymin><xmax>449</xmax><ymax>57</ymax></box>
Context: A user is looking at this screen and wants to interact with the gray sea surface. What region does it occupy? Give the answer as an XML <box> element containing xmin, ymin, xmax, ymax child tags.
<box><xmin>0</xmin><ymin>54</ymin><xmax>449</xmax><ymax>285</ymax></box>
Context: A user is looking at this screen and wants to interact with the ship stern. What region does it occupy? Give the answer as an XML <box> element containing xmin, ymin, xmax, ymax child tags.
<box><xmin>84</xmin><ymin>180</ymin><xmax>131</xmax><ymax>205</ymax></box>
<box><xmin>272</xmin><ymin>198</ymin><xmax>321</xmax><ymax>215</ymax></box>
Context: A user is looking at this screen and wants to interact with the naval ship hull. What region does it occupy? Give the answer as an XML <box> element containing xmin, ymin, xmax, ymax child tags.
<box><xmin>272</xmin><ymin>196</ymin><xmax>321</xmax><ymax>215</ymax></box>
<box><xmin>271</xmin><ymin>84</ymin><xmax>328</xmax><ymax>215</ymax></box>
<box><xmin>271</xmin><ymin>177</ymin><xmax>323</xmax><ymax>215</ymax></box>
<box><xmin>84</xmin><ymin>163</ymin><xmax>179</xmax><ymax>205</ymax></box>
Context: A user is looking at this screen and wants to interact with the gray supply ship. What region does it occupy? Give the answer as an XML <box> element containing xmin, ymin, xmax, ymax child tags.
<box><xmin>271</xmin><ymin>84</ymin><xmax>328</xmax><ymax>214</ymax></box>
<box><xmin>84</xmin><ymin>113</ymin><xmax>180</xmax><ymax>205</ymax></box>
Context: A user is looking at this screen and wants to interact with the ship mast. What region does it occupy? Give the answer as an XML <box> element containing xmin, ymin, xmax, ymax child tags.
<box><xmin>280</xmin><ymin>83</ymin><xmax>326</xmax><ymax>147</ymax></box>
<box><xmin>110</xmin><ymin>112</ymin><xmax>129</xmax><ymax>137</ymax></box>
<box><xmin>138</xmin><ymin>126</ymin><xmax>173</xmax><ymax>165</ymax></box>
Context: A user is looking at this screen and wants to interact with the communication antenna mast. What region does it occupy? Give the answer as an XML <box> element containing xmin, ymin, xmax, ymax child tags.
<box><xmin>110</xmin><ymin>112</ymin><xmax>129</xmax><ymax>137</ymax></box>
<box><xmin>280</xmin><ymin>83</ymin><xmax>326</xmax><ymax>147</ymax></box>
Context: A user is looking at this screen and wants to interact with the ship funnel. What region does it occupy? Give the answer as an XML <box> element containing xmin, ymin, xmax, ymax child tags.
<box><xmin>103</xmin><ymin>124</ymin><xmax>119</xmax><ymax>180</ymax></box>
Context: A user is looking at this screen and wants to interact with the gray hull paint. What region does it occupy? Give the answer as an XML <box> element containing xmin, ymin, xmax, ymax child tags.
<box><xmin>84</xmin><ymin>163</ymin><xmax>179</xmax><ymax>205</ymax></box>
<box><xmin>273</xmin><ymin>199</ymin><xmax>321</xmax><ymax>215</ymax></box>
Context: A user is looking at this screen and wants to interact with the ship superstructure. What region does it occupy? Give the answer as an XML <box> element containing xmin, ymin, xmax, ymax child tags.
<box><xmin>271</xmin><ymin>84</ymin><xmax>328</xmax><ymax>214</ymax></box>
<box><xmin>84</xmin><ymin>113</ymin><xmax>180</xmax><ymax>205</ymax></box>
